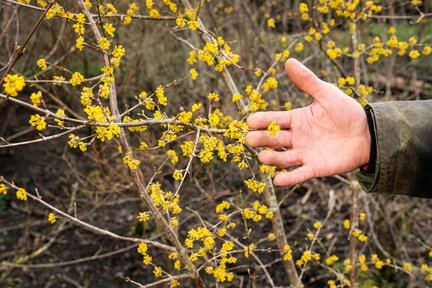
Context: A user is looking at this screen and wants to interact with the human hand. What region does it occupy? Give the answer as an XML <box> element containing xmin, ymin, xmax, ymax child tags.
<box><xmin>246</xmin><ymin>58</ymin><xmax>371</xmax><ymax>186</ymax></box>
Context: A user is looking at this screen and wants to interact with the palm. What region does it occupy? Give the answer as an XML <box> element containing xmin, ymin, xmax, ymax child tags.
<box><xmin>246</xmin><ymin>59</ymin><xmax>370</xmax><ymax>186</ymax></box>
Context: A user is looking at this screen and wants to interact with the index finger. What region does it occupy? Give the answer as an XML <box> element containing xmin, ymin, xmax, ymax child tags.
<box><xmin>247</xmin><ymin>111</ymin><xmax>292</xmax><ymax>130</ymax></box>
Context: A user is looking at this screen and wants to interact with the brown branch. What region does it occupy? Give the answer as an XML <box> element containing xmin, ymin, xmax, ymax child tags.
<box><xmin>0</xmin><ymin>125</ymin><xmax>85</xmax><ymax>148</ymax></box>
<box><xmin>0</xmin><ymin>92</ymin><xmax>224</xmax><ymax>134</ymax></box>
<box><xmin>178</xmin><ymin>1</ymin><xmax>301</xmax><ymax>286</ymax></box>
<box><xmin>78</xmin><ymin>1</ymin><xmax>204</xmax><ymax>286</ymax></box>
<box><xmin>0</xmin><ymin>178</ymin><xmax>175</xmax><ymax>252</ymax></box>
<box><xmin>124</xmin><ymin>274</ymin><xmax>190</xmax><ymax>288</ymax></box>
<box><xmin>2</xmin><ymin>0</ymin><xmax>175</xmax><ymax>21</ymax></box>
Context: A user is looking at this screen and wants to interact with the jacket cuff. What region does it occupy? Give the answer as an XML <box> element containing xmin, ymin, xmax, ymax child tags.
<box><xmin>356</xmin><ymin>105</ymin><xmax>380</xmax><ymax>193</ymax></box>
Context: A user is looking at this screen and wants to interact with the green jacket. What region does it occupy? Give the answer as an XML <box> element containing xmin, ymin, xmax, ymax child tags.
<box><xmin>356</xmin><ymin>100</ymin><xmax>432</xmax><ymax>198</ymax></box>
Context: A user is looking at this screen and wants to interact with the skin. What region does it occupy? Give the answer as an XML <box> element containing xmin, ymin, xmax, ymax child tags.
<box><xmin>246</xmin><ymin>58</ymin><xmax>371</xmax><ymax>186</ymax></box>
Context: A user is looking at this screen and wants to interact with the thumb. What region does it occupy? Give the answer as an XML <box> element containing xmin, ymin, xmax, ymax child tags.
<box><xmin>285</xmin><ymin>58</ymin><xmax>329</xmax><ymax>102</ymax></box>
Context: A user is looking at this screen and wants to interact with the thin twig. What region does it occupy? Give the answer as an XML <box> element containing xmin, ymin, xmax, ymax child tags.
<box><xmin>0</xmin><ymin>1</ymin><xmax>54</xmax><ymax>86</ymax></box>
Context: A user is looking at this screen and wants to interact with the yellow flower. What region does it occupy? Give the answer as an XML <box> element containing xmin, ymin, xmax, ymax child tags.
<box><xmin>215</xmin><ymin>201</ymin><xmax>230</xmax><ymax>213</ymax></box>
<box><xmin>403</xmin><ymin>262</ymin><xmax>413</xmax><ymax>272</ymax></box>
<box><xmin>16</xmin><ymin>188</ymin><xmax>27</xmax><ymax>201</ymax></box>
<box><xmin>388</xmin><ymin>26</ymin><xmax>396</xmax><ymax>34</ymax></box>
<box><xmin>112</xmin><ymin>45</ymin><xmax>125</xmax><ymax>61</ymax></box>
<box><xmin>244</xmin><ymin>243</ymin><xmax>255</xmax><ymax>258</ymax></box>
<box><xmin>176</xmin><ymin>17</ymin><xmax>185</xmax><ymax>28</ymax></box>
<box><xmin>358</xmin><ymin>234</ymin><xmax>368</xmax><ymax>242</ymax></box>
<box><xmin>295</xmin><ymin>42</ymin><xmax>304</xmax><ymax>52</ymax></box>
<box><xmin>267</xmin><ymin>233</ymin><xmax>276</xmax><ymax>241</ymax></box>
<box><xmin>232</xmin><ymin>93</ymin><xmax>243</xmax><ymax>102</ymax></box>
<box><xmin>267</xmin><ymin>18</ymin><xmax>275</xmax><ymax>28</ymax></box>
<box><xmin>244</xmin><ymin>179</ymin><xmax>266</xmax><ymax>193</ymax></box>
<box><xmin>127</xmin><ymin>3</ymin><xmax>139</xmax><ymax>16</ymax></box>
<box><xmin>98</xmin><ymin>37</ymin><xmax>111</xmax><ymax>50</ymax></box>
<box><xmin>137</xmin><ymin>212</ymin><xmax>150</xmax><ymax>222</ymax></box>
<box><xmin>267</xmin><ymin>121</ymin><xmax>280</xmax><ymax>136</ymax></box>
<box><xmin>409</xmin><ymin>50</ymin><xmax>420</xmax><ymax>59</ymax></box>
<box><xmin>37</xmin><ymin>58</ymin><xmax>47</xmax><ymax>70</ymax></box>
<box><xmin>191</xmin><ymin>103</ymin><xmax>201</xmax><ymax>112</ymax></box>
<box><xmin>189</xmin><ymin>68</ymin><xmax>198</xmax><ymax>80</ymax></box>
<box><xmin>3</xmin><ymin>74</ymin><xmax>25</xmax><ymax>96</ymax></box>
<box><xmin>167</xmin><ymin>149</ymin><xmax>179</xmax><ymax>164</ymax></box>
<box><xmin>123</xmin><ymin>155</ymin><xmax>140</xmax><ymax>170</ymax></box>
<box><xmin>69</xmin><ymin>72</ymin><xmax>84</xmax><ymax>86</ymax></box>
<box><xmin>54</xmin><ymin>109</ymin><xmax>65</xmax><ymax>127</ymax></box>
<box><xmin>283</xmin><ymin>244</ymin><xmax>292</xmax><ymax>260</ymax></box>
<box><xmin>122</xmin><ymin>16</ymin><xmax>132</xmax><ymax>25</ymax></box>
<box><xmin>137</xmin><ymin>242</ymin><xmax>148</xmax><ymax>255</ymax></box>
<box><xmin>155</xmin><ymin>85</ymin><xmax>167</xmax><ymax>106</ymax></box>
<box><xmin>103</xmin><ymin>23</ymin><xmax>116</xmax><ymax>37</ymax></box>
<box><xmin>188</xmin><ymin>20</ymin><xmax>199</xmax><ymax>31</ymax></box>
<box><xmin>313</xmin><ymin>221</ymin><xmax>322</xmax><ymax>229</ymax></box>
<box><xmin>30</xmin><ymin>91</ymin><xmax>42</xmax><ymax>107</ymax></box>
<box><xmin>343</xmin><ymin>219</ymin><xmax>350</xmax><ymax>229</ymax></box>
<box><xmin>262</xmin><ymin>77</ymin><xmax>278</xmax><ymax>92</ymax></box>
<box><xmin>76</xmin><ymin>36</ymin><xmax>84</xmax><ymax>50</ymax></box>
<box><xmin>0</xmin><ymin>184</ymin><xmax>7</xmax><ymax>195</ymax></box>
<box><xmin>359</xmin><ymin>212</ymin><xmax>366</xmax><ymax>221</ymax></box>
<box><xmin>173</xmin><ymin>170</ymin><xmax>182</xmax><ymax>181</ymax></box>
<box><xmin>149</xmin><ymin>8</ymin><xmax>160</xmax><ymax>18</ymax></box>
<box><xmin>48</xmin><ymin>213</ymin><xmax>56</xmax><ymax>224</ymax></box>
<box><xmin>29</xmin><ymin>114</ymin><xmax>47</xmax><ymax>131</ymax></box>
<box><xmin>208</xmin><ymin>92</ymin><xmax>219</xmax><ymax>103</ymax></box>
<box><xmin>325</xmin><ymin>255</ymin><xmax>339</xmax><ymax>265</ymax></box>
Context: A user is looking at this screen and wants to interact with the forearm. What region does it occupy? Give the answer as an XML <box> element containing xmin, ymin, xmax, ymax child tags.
<box><xmin>357</xmin><ymin>100</ymin><xmax>432</xmax><ymax>198</ymax></box>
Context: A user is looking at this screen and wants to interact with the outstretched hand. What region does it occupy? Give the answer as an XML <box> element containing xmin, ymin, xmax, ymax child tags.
<box><xmin>246</xmin><ymin>58</ymin><xmax>371</xmax><ymax>186</ymax></box>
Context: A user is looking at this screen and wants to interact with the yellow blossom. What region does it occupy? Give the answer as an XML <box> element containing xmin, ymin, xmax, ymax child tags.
<box><xmin>267</xmin><ymin>121</ymin><xmax>280</xmax><ymax>136</ymax></box>
<box><xmin>69</xmin><ymin>72</ymin><xmax>84</xmax><ymax>86</ymax></box>
<box><xmin>423</xmin><ymin>45</ymin><xmax>432</xmax><ymax>56</ymax></box>
<box><xmin>343</xmin><ymin>219</ymin><xmax>350</xmax><ymax>229</ymax></box>
<box><xmin>173</xmin><ymin>170</ymin><xmax>183</xmax><ymax>181</ymax></box>
<box><xmin>98</xmin><ymin>37</ymin><xmax>110</xmax><ymax>50</ymax></box>
<box><xmin>103</xmin><ymin>23</ymin><xmax>115</xmax><ymax>37</ymax></box>
<box><xmin>30</xmin><ymin>91</ymin><xmax>42</xmax><ymax>107</ymax></box>
<box><xmin>0</xmin><ymin>184</ymin><xmax>7</xmax><ymax>195</ymax></box>
<box><xmin>155</xmin><ymin>85</ymin><xmax>167</xmax><ymax>106</ymax></box>
<box><xmin>16</xmin><ymin>188</ymin><xmax>27</xmax><ymax>201</ymax></box>
<box><xmin>325</xmin><ymin>255</ymin><xmax>339</xmax><ymax>265</ymax></box>
<box><xmin>267</xmin><ymin>18</ymin><xmax>275</xmax><ymax>28</ymax></box>
<box><xmin>190</xmin><ymin>68</ymin><xmax>198</xmax><ymax>80</ymax></box>
<box><xmin>37</xmin><ymin>58</ymin><xmax>47</xmax><ymax>70</ymax></box>
<box><xmin>283</xmin><ymin>244</ymin><xmax>292</xmax><ymax>260</ymax></box>
<box><xmin>137</xmin><ymin>212</ymin><xmax>150</xmax><ymax>222</ymax></box>
<box><xmin>123</xmin><ymin>155</ymin><xmax>140</xmax><ymax>170</ymax></box>
<box><xmin>409</xmin><ymin>50</ymin><xmax>420</xmax><ymax>59</ymax></box>
<box><xmin>191</xmin><ymin>103</ymin><xmax>201</xmax><ymax>112</ymax></box>
<box><xmin>188</xmin><ymin>20</ymin><xmax>199</xmax><ymax>30</ymax></box>
<box><xmin>208</xmin><ymin>92</ymin><xmax>219</xmax><ymax>103</ymax></box>
<box><xmin>244</xmin><ymin>179</ymin><xmax>266</xmax><ymax>193</ymax></box>
<box><xmin>29</xmin><ymin>114</ymin><xmax>47</xmax><ymax>131</ymax></box>
<box><xmin>3</xmin><ymin>74</ymin><xmax>25</xmax><ymax>96</ymax></box>
<box><xmin>48</xmin><ymin>213</ymin><xmax>56</xmax><ymax>224</ymax></box>
<box><xmin>176</xmin><ymin>17</ymin><xmax>185</xmax><ymax>28</ymax></box>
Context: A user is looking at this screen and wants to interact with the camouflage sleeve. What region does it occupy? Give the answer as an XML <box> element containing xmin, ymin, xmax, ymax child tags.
<box><xmin>356</xmin><ymin>100</ymin><xmax>432</xmax><ymax>198</ymax></box>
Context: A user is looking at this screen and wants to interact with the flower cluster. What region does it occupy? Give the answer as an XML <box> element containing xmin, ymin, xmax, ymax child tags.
<box><xmin>3</xmin><ymin>74</ymin><xmax>25</xmax><ymax>96</ymax></box>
